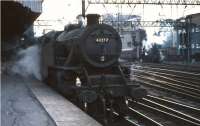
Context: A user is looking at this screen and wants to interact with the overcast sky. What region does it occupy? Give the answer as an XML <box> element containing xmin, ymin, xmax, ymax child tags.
<box><xmin>35</xmin><ymin>0</ymin><xmax>200</xmax><ymax>30</ymax></box>
<box><xmin>34</xmin><ymin>0</ymin><xmax>200</xmax><ymax>47</ymax></box>
<box><xmin>38</xmin><ymin>0</ymin><xmax>200</xmax><ymax>20</ymax></box>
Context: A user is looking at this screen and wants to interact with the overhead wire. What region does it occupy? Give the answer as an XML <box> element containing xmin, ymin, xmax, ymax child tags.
<box><xmin>101</xmin><ymin>3</ymin><xmax>113</xmax><ymax>22</ymax></box>
<box><xmin>127</xmin><ymin>4</ymin><xmax>137</xmax><ymax>20</ymax></box>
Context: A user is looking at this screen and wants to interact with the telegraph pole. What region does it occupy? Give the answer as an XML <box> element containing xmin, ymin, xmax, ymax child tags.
<box><xmin>186</xmin><ymin>16</ymin><xmax>192</xmax><ymax>63</ymax></box>
<box><xmin>82</xmin><ymin>0</ymin><xmax>86</xmax><ymax>18</ymax></box>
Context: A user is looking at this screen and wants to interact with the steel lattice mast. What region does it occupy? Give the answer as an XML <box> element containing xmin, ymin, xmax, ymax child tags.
<box><xmin>88</xmin><ymin>0</ymin><xmax>200</xmax><ymax>5</ymax></box>
<box><xmin>102</xmin><ymin>20</ymin><xmax>187</xmax><ymax>27</ymax></box>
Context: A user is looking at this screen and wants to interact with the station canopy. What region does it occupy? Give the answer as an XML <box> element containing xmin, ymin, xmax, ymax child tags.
<box><xmin>187</xmin><ymin>13</ymin><xmax>200</xmax><ymax>25</ymax></box>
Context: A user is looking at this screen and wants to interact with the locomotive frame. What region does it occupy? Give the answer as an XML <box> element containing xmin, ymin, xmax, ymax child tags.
<box><xmin>40</xmin><ymin>14</ymin><xmax>147</xmax><ymax>113</ymax></box>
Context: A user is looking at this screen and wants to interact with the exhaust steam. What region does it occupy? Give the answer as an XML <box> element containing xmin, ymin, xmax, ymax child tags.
<box><xmin>11</xmin><ymin>45</ymin><xmax>41</xmax><ymax>80</ymax></box>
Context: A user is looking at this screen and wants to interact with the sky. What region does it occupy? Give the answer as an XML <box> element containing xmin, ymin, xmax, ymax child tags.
<box><xmin>34</xmin><ymin>0</ymin><xmax>200</xmax><ymax>47</ymax></box>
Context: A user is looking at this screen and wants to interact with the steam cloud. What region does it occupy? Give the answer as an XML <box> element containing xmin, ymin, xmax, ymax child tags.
<box><xmin>143</xmin><ymin>27</ymin><xmax>173</xmax><ymax>50</ymax></box>
<box><xmin>11</xmin><ymin>45</ymin><xmax>41</xmax><ymax>80</ymax></box>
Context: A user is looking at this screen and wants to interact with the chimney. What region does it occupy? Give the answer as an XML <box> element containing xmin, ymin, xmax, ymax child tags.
<box><xmin>86</xmin><ymin>14</ymin><xmax>100</xmax><ymax>26</ymax></box>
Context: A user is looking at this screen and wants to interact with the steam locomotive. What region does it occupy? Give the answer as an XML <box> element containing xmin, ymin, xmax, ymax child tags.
<box><xmin>40</xmin><ymin>14</ymin><xmax>147</xmax><ymax>106</ymax></box>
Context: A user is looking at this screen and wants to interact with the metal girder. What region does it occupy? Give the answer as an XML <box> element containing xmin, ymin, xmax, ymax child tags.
<box><xmin>102</xmin><ymin>20</ymin><xmax>186</xmax><ymax>27</ymax></box>
<box><xmin>34</xmin><ymin>19</ymin><xmax>62</xmax><ymax>27</ymax></box>
<box><xmin>88</xmin><ymin>0</ymin><xmax>200</xmax><ymax>5</ymax></box>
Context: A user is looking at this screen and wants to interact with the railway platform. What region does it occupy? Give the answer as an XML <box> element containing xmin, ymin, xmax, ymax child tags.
<box><xmin>1</xmin><ymin>73</ymin><xmax>101</xmax><ymax>126</ymax></box>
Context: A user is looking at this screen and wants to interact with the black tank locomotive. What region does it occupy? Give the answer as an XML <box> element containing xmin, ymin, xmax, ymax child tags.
<box><xmin>41</xmin><ymin>14</ymin><xmax>147</xmax><ymax>104</ymax></box>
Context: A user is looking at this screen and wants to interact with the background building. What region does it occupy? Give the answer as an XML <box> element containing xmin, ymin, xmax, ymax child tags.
<box><xmin>102</xmin><ymin>14</ymin><xmax>146</xmax><ymax>61</ymax></box>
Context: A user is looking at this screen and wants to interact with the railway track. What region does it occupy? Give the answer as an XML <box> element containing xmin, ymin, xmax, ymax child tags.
<box><xmin>132</xmin><ymin>66</ymin><xmax>200</xmax><ymax>81</ymax></box>
<box><xmin>74</xmin><ymin>94</ymin><xmax>200</xmax><ymax>126</ymax></box>
<box><xmin>129</xmin><ymin>63</ymin><xmax>200</xmax><ymax>102</ymax></box>
<box><xmin>105</xmin><ymin>108</ymin><xmax>141</xmax><ymax>126</ymax></box>
<box><xmin>69</xmin><ymin>63</ymin><xmax>200</xmax><ymax>126</ymax></box>
<box><xmin>133</xmin><ymin>76</ymin><xmax>200</xmax><ymax>102</ymax></box>
<box><xmin>100</xmin><ymin>95</ymin><xmax>200</xmax><ymax>126</ymax></box>
<box><xmin>135</xmin><ymin>63</ymin><xmax>200</xmax><ymax>73</ymax></box>
<box><xmin>145</xmin><ymin>95</ymin><xmax>200</xmax><ymax>119</ymax></box>
<box><xmin>128</xmin><ymin>98</ymin><xmax>200</xmax><ymax>126</ymax></box>
<box><xmin>66</xmin><ymin>63</ymin><xmax>200</xmax><ymax>126</ymax></box>
<box><xmin>132</xmin><ymin>68</ymin><xmax>200</xmax><ymax>88</ymax></box>
<box><xmin>133</xmin><ymin>74</ymin><xmax>200</xmax><ymax>97</ymax></box>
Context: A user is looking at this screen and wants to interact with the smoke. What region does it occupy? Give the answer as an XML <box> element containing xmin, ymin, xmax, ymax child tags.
<box><xmin>11</xmin><ymin>45</ymin><xmax>41</xmax><ymax>80</ymax></box>
<box><xmin>143</xmin><ymin>27</ymin><xmax>173</xmax><ymax>50</ymax></box>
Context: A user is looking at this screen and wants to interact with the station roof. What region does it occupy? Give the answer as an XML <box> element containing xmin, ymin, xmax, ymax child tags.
<box><xmin>186</xmin><ymin>13</ymin><xmax>200</xmax><ymax>25</ymax></box>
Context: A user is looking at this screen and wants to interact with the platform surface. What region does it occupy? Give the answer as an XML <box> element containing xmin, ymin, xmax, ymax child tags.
<box><xmin>1</xmin><ymin>74</ymin><xmax>56</xmax><ymax>126</ymax></box>
<box><xmin>2</xmin><ymin>74</ymin><xmax>102</xmax><ymax>126</ymax></box>
<box><xmin>26</xmin><ymin>77</ymin><xmax>102</xmax><ymax>126</ymax></box>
